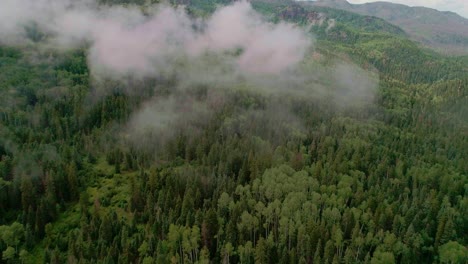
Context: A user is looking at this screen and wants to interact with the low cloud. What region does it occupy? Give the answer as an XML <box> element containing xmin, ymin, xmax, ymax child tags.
<box><xmin>0</xmin><ymin>0</ymin><xmax>379</xmax><ymax>154</ymax></box>
<box><xmin>0</xmin><ymin>0</ymin><xmax>311</xmax><ymax>76</ymax></box>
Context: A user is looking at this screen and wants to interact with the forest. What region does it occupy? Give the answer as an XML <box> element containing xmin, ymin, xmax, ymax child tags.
<box><xmin>0</xmin><ymin>0</ymin><xmax>467</xmax><ymax>263</ymax></box>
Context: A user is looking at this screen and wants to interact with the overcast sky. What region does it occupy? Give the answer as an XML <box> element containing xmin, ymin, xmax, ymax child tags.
<box><xmin>347</xmin><ymin>0</ymin><xmax>468</xmax><ymax>18</ymax></box>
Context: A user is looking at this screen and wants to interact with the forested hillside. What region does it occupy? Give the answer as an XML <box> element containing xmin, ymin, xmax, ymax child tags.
<box><xmin>0</xmin><ymin>0</ymin><xmax>467</xmax><ymax>263</ymax></box>
<box><xmin>312</xmin><ymin>0</ymin><xmax>468</xmax><ymax>55</ymax></box>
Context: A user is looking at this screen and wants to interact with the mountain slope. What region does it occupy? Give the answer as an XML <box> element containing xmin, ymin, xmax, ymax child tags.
<box><xmin>311</xmin><ymin>0</ymin><xmax>468</xmax><ymax>54</ymax></box>
<box><xmin>0</xmin><ymin>1</ymin><xmax>467</xmax><ymax>263</ymax></box>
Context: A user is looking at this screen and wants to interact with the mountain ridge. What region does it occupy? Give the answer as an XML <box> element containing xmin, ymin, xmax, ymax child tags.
<box><xmin>309</xmin><ymin>0</ymin><xmax>468</xmax><ymax>54</ymax></box>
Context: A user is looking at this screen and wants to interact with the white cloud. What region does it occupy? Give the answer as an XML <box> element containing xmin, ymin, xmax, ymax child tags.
<box><xmin>347</xmin><ymin>0</ymin><xmax>468</xmax><ymax>18</ymax></box>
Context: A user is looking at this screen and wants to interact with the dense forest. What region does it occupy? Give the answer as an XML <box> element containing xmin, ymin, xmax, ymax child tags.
<box><xmin>0</xmin><ymin>0</ymin><xmax>467</xmax><ymax>263</ymax></box>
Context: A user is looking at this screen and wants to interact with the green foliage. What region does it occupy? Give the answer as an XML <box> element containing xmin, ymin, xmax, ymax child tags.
<box><xmin>438</xmin><ymin>241</ymin><xmax>468</xmax><ymax>264</ymax></box>
<box><xmin>2</xmin><ymin>246</ymin><xmax>15</xmax><ymax>262</ymax></box>
<box><xmin>0</xmin><ymin>0</ymin><xmax>466</xmax><ymax>263</ymax></box>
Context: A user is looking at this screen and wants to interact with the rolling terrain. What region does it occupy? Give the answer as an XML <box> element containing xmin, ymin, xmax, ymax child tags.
<box><xmin>311</xmin><ymin>0</ymin><xmax>468</xmax><ymax>54</ymax></box>
<box><xmin>0</xmin><ymin>0</ymin><xmax>466</xmax><ymax>263</ymax></box>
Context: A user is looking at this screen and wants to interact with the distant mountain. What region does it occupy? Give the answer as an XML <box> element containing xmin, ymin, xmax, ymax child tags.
<box><xmin>310</xmin><ymin>0</ymin><xmax>468</xmax><ymax>54</ymax></box>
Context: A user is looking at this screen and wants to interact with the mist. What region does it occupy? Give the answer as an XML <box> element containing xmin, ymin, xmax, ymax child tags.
<box><xmin>0</xmin><ymin>0</ymin><xmax>379</xmax><ymax>154</ymax></box>
<box><xmin>0</xmin><ymin>0</ymin><xmax>310</xmax><ymax>76</ymax></box>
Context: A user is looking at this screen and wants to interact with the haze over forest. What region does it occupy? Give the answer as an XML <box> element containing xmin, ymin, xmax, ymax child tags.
<box><xmin>0</xmin><ymin>0</ymin><xmax>466</xmax><ymax>263</ymax></box>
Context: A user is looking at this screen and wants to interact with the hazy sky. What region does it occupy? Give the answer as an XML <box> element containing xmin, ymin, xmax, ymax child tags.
<box><xmin>347</xmin><ymin>0</ymin><xmax>468</xmax><ymax>18</ymax></box>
